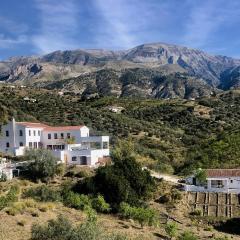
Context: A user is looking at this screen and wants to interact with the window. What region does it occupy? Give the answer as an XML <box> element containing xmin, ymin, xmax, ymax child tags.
<box><xmin>80</xmin><ymin>156</ymin><xmax>87</xmax><ymax>165</ymax></box>
<box><xmin>54</xmin><ymin>133</ymin><xmax>58</xmax><ymax>139</ymax></box>
<box><xmin>29</xmin><ymin>130</ymin><xmax>31</xmax><ymax>136</ymax></box>
<box><xmin>29</xmin><ymin>142</ymin><xmax>32</xmax><ymax>148</ymax></box>
<box><xmin>61</xmin><ymin>133</ymin><xmax>64</xmax><ymax>139</ymax></box>
<box><xmin>211</xmin><ymin>180</ymin><xmax>224</xmax><ymax>188</ymax></box>
<box><xmin>103</xmin><ymin>142</ymin><xmax>109</xmax><ymax>149</ymax></box>
<box><xmin>67</xmin><ymin>133</ymin><xmax>71</xmax><ymax>139</ymax></box>
<box><xmin>33</xmin><ymin>130</ymin><xmax>36</xmax><ymax>136</ymax></box>
<box><xmin>72</xmin><ymin>156</ymin><xmax>77</xmax><ymax>161</ymax></box>
<box><xmin>34</xmin><ymin>142</ymin><xmax>37</xmax><ymax>148</ymax></box>
<box><xmin>38</xmin><ymin>130</ymin><xmax>41</xmax><ymax>136</ymax></box>
<box><xmin>19</xmin><ymin>142</ymin><xmax>23</xmax><ymax>147</ymax></box>
<box><xmin>6</xmin><ymin>142</ymin><xmax>10</xmax><ymax>148</ymax></box>
<box><xmin>19</xmin><ymin>130</ymin><xmax>23</xmax><ymax>136</ymax></box>
<box><xmin>6</xmin><ymin>131</ymin><xmax>9</xmax><ymax>137</ymax></box>
<box><xmin>230</xmin><ymin>180</ymin><xmax>233</xmax><ymax>183</ymax></box>
<box><xmin>48</xmin><ymin>134</ymin><xmax>51</xmax><ymax>139</ymax></box>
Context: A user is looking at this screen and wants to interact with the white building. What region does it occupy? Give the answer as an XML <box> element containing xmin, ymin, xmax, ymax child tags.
<box><xmin>0</xmin><ymin>119</ymin><xmax>110</xmax><ymax>166</ymax></box>
<box><xmin>0</xmin><ymin>158</ymin><xmax>13</xmax><ymax>180</ymax></box>
<box><xmin>185</xmin><ymin>169</ymin><xmax>240</xmax><ymax>193</ymax></box>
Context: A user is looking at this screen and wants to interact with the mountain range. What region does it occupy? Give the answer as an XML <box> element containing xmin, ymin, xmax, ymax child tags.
<box><xmin>1</xmin><ymin>42</ymin><xmax>240</xmax><ymax>99</ymax></box>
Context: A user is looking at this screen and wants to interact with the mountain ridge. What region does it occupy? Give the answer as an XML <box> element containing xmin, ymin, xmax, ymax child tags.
<box><xmin>1</xmin><ymin>42</ymin><xmax>240</xmax><ymax>99</ymax></box>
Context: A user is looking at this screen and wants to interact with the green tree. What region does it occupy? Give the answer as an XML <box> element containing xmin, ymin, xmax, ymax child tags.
<box><xmin>26</xmin><ymin>149</ymin><xmax>58</xmax><ymax>182</ymax></box>
<box><xmin>195</xmin><ymin>168</ymin><xmax>207</xmax><ymax>186</ymax></box>
<box><xmin>74</xmin><ymin>139</ymin><xmax>155</xmax><ymax>209</ymax></box>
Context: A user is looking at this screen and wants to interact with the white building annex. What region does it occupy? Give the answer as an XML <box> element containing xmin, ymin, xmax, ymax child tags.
<box><xmin>185</xmin><ymin>169</ymin><xmax>240</xmax><ymax>194</ymax></box>
<box><xmin>0</xmin><ymin>119</ymin><xmax>110</xmax><ymax>166</ymax></box>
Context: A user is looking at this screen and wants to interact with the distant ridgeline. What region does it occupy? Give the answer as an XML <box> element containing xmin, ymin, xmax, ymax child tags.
<box><xmin>0</xmin><ymin>85</ymin><xmax>240</xmax><ymax>174</ymax></box>
<box><xmin>1</xmin><ymin>43</ymin><xmax>240</xmax><ymax>100</ymax></box>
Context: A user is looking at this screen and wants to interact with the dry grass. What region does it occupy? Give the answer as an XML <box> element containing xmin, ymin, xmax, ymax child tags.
<box><xmin>0</xmin><ymin>179</ymin><xmax>239</xmax><ymax>240</ymax></box>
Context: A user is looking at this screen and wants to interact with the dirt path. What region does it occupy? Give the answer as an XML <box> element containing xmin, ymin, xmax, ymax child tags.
<box><xmin>149</xmin><ymin>170</ymin><xmax>180</xmax><ymax>184</ymax></box>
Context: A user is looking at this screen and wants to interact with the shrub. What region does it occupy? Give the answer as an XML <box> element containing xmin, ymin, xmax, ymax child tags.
<box><xmin>91</xmin><ymin>195</ymin><xmax>111</xmax><ymax>213</ymax></box>
<box><xmin>24</xmin><ymin>185</ymin><xmax>61</xmax><ymax>202</ymax></box>
<box><xmin>0</xmin><ymin>185</ymin><xmax>20</xmax><ymax>210</ymax></box>
<box><xmin>63</xmin><ymin>192</ymin><xmax>91</xmax><ymax>210</ymax></box>
<box><xmin>178</xmin><ymin>231</ymin><xmax>198</xmax><ymax>240</ymax></box>
<box><xmin>119</xmin><ymin>202</ymin><xmax>158</xmax><ymax>227</ymax></box>
<box><xmin>25</xmin><ymin>149</ymin><xmax>58</xmax><ymax>182</ymax></box>
<box><xmin>5</xmin><ymin>207</ymin><xmax>19</xmax><ymax>216</ymax></box>
<box><xmin>56</xmin><ymin>163</ymin><xmax>66</xmax><ymax>176</ymax></box>
<box><xmin>31</xmin><ymin>214</ymin><xmax>129</xmax><ymax>240</ymax></box>
<box><xmin>190</xmin><ymin>209</ymin><xmax>202</xmax><ymax>216</ymax></box>
<box><xmin>0</xmin><ymin>173</ymin><xmax>7</xmax><ymax>182</ymax></box>
<box><xmin>165</xmin><ymin>222</ymin><xmax>178</xmax><ymax>240</ymax></box>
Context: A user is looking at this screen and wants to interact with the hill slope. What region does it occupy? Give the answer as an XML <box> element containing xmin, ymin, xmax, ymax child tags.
<box><xmin>1</xmin><ymin>85</ymin><xmax>240</xmax><ymax>173</ymax></box>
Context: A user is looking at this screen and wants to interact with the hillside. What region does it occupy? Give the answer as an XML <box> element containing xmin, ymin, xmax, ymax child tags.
<box><xmin>1</xmin><ymin>43</ymin><xmax>240</xmax><ymax>99</ymax></box>
<box><xmin>1</xmin><ymin>85</ymin><xmax>240</xmax><ymax>174</ymax></box>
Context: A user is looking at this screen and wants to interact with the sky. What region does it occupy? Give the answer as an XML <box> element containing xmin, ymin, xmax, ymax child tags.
<box><xmin>1</xmin><ymin>0</ymin><xmax>240</xmax><ymax>60</ymax></box>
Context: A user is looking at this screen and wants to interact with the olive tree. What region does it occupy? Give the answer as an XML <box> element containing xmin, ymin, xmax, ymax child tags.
<box><xmin>26</xmin><ymin>149</ymin><xmax>58</xmax><ymax>182</ymax></box>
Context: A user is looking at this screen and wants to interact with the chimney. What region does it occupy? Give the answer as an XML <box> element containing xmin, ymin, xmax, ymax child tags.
<box><xmin>12</xmin><ymin>117</ymin><xmax>16</xmax><ymax>149</ymax></box>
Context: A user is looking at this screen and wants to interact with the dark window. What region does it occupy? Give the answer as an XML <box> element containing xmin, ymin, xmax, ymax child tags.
<box><xmin>72</xmin><ymin>156</ymin><xmax>77</xmax><ymax>161</ymax></box>
<box><xmin>6</xmin><ymin>142</ymin><xmax>10</xmax><ymax>148</ymax></box>
<box><xmin>80</xmin><ymin>156</ymin><xmax>87</xmax><ymax>165</ymax></box>
<box><xmin>38</xmin><ymin>130</ymin><xmax>41</xmax><ymax>136</ymax></box>
<box><xmin>54</xmin><ymin>133</ymin><xmax>58</xmax><ymax>139</ymax></box>
<box><xmin>67</xmin><ymin>133</ymin><xmax>71</xmax><ymax>139</ymax></box>
<box><xmin>61</xmin><ymin>133</ymin><xmax>64</xmax><ymax>139</ymax></box>
<box><xmin>48</xmin><ymin>134</ymin><xmax>51</xmax><ymax>139</ymax></box>
<box><xmin>6</xmin><ymin>131</ymin><xmax>9</xmax><ymax>137</ymax></box>
<box><xmin>33</xmin><ymin>130</ymin><xmax>36</xmax><ymax>136</ymax></box>
<box><xmin>29</xmin><ymin>142</ymin><xmax>32</xmax><ymax>148</ymax></box>
<box><xmin>34</xmin><ymin>142</ymin><xmax>37</xmax><ymax>148</ymax></box>
<box><xmin>19</xmin><ymin>142</ymin><xmax>23</xmax><ymax>147</ymax></box>
<box><xmin>19</xmin><ymin>130</ymin><xmax>23</xmax><ymax>136</ymax></box>
<box><xmin>29</xmin><ymin>130</ymin><xmax>31</xmax><ymax>136</ymax></box>
<box><xmin>231</xmin><ymin>180</ymin><xmax>233</xmax><ymax>183</ymax></box>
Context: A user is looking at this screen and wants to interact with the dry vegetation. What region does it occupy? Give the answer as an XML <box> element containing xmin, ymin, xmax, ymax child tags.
<box><xmin>0</xmin><ymin>177</ymin><xmax>237</xmax><ymax>240</ymax></box>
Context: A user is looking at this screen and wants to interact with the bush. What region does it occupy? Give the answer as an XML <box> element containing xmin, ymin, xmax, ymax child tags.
<box><xmin>24</xmin><ymin>185</ymin><xmax>61</xmax><ymax>202</ymax></box>
<box><xmin>165</xmin><ymin>222</ymin><xmax>178</xmax><ymax>239</ymax></box>
<box><xmin>31</xmin><ymin>214</ymin><xmax>129</xmax><ymax>240</ymax></box>
<box><xmin>26</xmin><ymin>149</ymin><xmax>58</xmax><ymax>182</ymax></box>
<box><xmin>190</xmin><ymin>209</ymin><xmax>202</xmax><ymax>216</ymax></box>
<box><xmin>0</xmin><ymin>173</ymin><xmax>7</xmax><ymax>182</ymax></box>
<box><xmin>91</xmin><ymin>195</ymin><xmax>111</xmax><ymax>213</ymax></box>
<box><xmin>119</xmin><ymin>202</ymin><xmax>158</xmax><ymax>227</ymax></box>
<box><xmin>178</xmin><ymin>231</ymin><xmax>198</xmax><ymax>240</ymax></box>
<box><xmin>0</xmin><ymin>185</ymin><xmax>20</xmax><ymax>210</ymax></box>
<box><xmin>56</xmin><ymin>163</ymin><xmax>66</xmax><ymax>176</ymax></box>
<box><xmin>63</xmin><ymin>192</ymin><xmax>91</xmax><ymax>210</ymax></box>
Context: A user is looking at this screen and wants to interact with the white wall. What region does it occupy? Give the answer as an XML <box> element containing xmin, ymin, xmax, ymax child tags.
<box><xmin>41</xmin><ymin>127</ymin><xmax>89</xmax><ymax>147</ymax></box>
<box><xmin>25</xmin><ymin>127</ymin><xmax>43</xmax><ymax>148</ymax></box>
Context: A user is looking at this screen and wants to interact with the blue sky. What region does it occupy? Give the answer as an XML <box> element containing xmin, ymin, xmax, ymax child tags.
<box><xmin>1</xmin><ymin>0</ymin><xmax>240</xmax><ymax>60</ymax></box>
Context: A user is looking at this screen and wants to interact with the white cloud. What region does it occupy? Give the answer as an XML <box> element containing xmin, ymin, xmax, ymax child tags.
<box><xmin>183</xmin><ymin>0</ymin><xmax>240</xmax><ymax>48</ymax></box>
<box><xmin>93</xmin><ymin>0</ymin><xmax>168</xmax><ymax>49</ymax></box>
<box><xmin>32</xmin><ymin>0</ymin><xmax>80</xmax><ymax>53</ymax></box>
